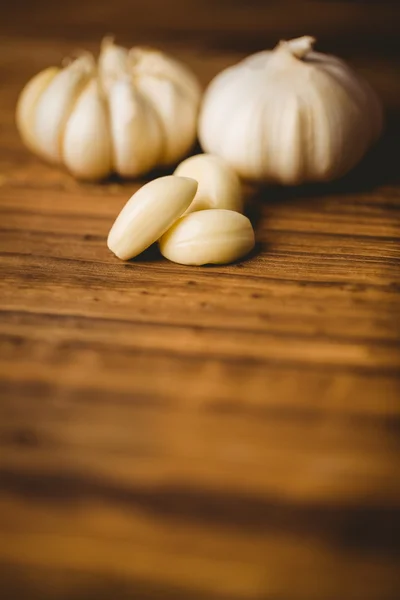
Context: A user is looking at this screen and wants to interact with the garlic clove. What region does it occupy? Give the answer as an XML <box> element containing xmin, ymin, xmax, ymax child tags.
<box><xmin>107</xmin><ymin>175</ymin><xmax>198</xmax><ymax>260</ymax></box>
<box><xmin>129</xmin><ymin>47</ymin><xmax>201</xmax><ymax>105</ymax></box>
<box><xmin>107</xmin><ymin>76</ymin><xmax>164</xmax><ymax>177</ymax></box>
<box><xmin>129</xmin><ymin>47</ymin><xmax>201</xmax><ymax>166</ymax></box>
<box><xmin>136</xmin><ymin>75</ymin><xmax>198</xmax><ymax>165</ymax></box>
<box><xmin>62</xmin><ymin>78</ymin><xmax>112</xmax><ymax>180</ymax></box>
<box><xmin>98</xmin><ymin>37</ymin><xmax>129</xmax><ymax>94</ymax></box>
<box><xmin>174</xmin><ymin>153</ymin><xmax>244</xmax><ymax>214</ymax></box>
<box><xmin>33</xmin><ymin>55</ymin><xmax>94</xmax><ymax>164</ymax></box>
<box><xmin>159</xmin><ymin>209</ymin><xmax>255</xmax><ymax>266</ymax></box>
<box><xmin>16</xmin><ymin>67</ymin><xmax>59</xmax><ymax>156</ymax></box>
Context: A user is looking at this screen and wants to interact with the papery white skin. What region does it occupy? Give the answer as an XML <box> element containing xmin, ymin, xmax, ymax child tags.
<box><xmin>33</xmin><ymin>55</ymin><xmax>94</xmax><ymax>164</ymax></box>
<box><xmin>108</xmin><ymin>76</ymin><xmax>163</xmax><ymax>177</ymax></box>
<box><xmin>136</xmin><ymin>75</ymin><xmax>198</xmax><ymax>165</ymax></box>
<box><xmin>98</xmin><ymin>37</ymin><xmax>129</xmax><ymax>94</ymax></box>
<box><xmin>16</xmin><ymin>40</ymin><xmax>202</xmax><ymax>180</ymax></box>
<box><xmin>159</xmin><ymin>209</ymin><xmax>255</xmax><ymax>265</ymax></box>
<box><xmin>174</xmin><ymin>153</ymin><xmax>244</xmax><ymax>214</ymax></box>
<box><xmin>199</xmin><ymin>36</ymin><xmax>383</xmax><ymax>185</ymax></box>
<box><xmin>16</xmin><ymin>67</ymin><xmax>59</xmax><ymax>155</ymax></box>
<box><xmin>63</xmin><ymin>78</ymin><xmax>112</xmax><ymax>180</ymax></box>
<box><xmin>107</xmin><ymin>176</ymin><xmax>198</xmax><ymax>260</ymax></box>
<box><xmin>129</xmin><ymin>47</ymin><xmax>201</xmax><ymax>105</ymax></box>
<box><xmin>128</xmin><ymin>47</ymin><xmax>201</xmax><ymax>165</ymax></box>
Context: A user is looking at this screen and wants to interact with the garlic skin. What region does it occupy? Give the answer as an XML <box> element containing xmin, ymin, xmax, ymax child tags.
<box><xmin>174</xmin><ymin>154</ymin><xmax>244</xmax><ymax>214</ymax></box>
<box><xmin>107</xmin><ymin>176</ymin><xmax>197</xmax><ymax>260</ymax></box>
<box><xmin>129</xmin><ymin>46</ymin><xmax>201</xmax><ymax>166</ymax></box>
<box><xmin>107</xmin><ymin>76</ymin><xmax>163</xmax><ymax>178</ymax></box>
<box><xmin>159</xmin><ymin>209</ymin><xmax>255</xmax><ymax>265</ymax></box>
<box><xmin>98</xmin><ymin>37</ymin><xmax>129</xmax><ymax>94</ymax></box>
<box><xmin>199</xmin><ymin>36</ymin><xmax>383</xmax><ymax>185</ymax></box>
<box><xmin>16</xmin><ymin>40</ymin><xmax>202</xmax><ymax>180</ymax></box>
<box><xmin>33</xmin><ymin>55</ymin><xmax>94</xmax><ymax>164</ymax></box>
<box><xmin>63</xmin><ymin>78</ymin><xmax>112</xmax><ymax>180</ymax></box>
<box><xmin>16</xmin><ymin>67</ymin><xmax>59</xmax><ymax>155</ymax></box>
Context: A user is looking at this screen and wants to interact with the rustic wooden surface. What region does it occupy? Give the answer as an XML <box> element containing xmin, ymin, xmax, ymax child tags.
<box><xmin>1</xmin><ymin>2</ymin><xmax>400</xmax><ymax>599</ymax></box>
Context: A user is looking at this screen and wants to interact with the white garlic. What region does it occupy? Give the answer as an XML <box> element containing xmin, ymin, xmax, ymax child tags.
<box><xmin>98</xmin><ymin>36</ymin><xmax>129</xmax><ymax>95</ymax></box>
<box><xmin>159</xmin><ymin>209</ymin><xmax>255</xmax><ymax>265</ymax></box>
<box><xmin>33</xmin><ymin>55</ymin><xmax>95</xmax><ymax>164</ymax></box>
<box><xmin>63</xmin><ymin>78</ymin><xmax>112</xmax><ymax>180</ymax></box>
<box><xmin>128</xmin><ymin>46</ymin><xmax>201</xmax><ymax>165</ymax></box>
<box><xmin>107</xmin><ymin>75</ymin><xmax>163</xmax><ymax>178</ymax></box>
<box><xmin>107</xmin><ymin>175</ymin><xmax>197</xmax><ymax>260</ymax></box>
<box><xmin>199</xmin><ymin>36</ymin><xmax>383</xmax><ymax>185</ymax></box>
<box><xmin>16</xmin><ymin>40</ymin><xmax>202</xmax><ymax>180</ymax></box>
<box><xmin>16</xmin><ymin>66</ymin><xmax>59</xmax><ymax>156</ymax></box>
<box><xmin>174</xmin><ymin>153</ymin><xmax>244</xmax><ymax>214</ymax></box>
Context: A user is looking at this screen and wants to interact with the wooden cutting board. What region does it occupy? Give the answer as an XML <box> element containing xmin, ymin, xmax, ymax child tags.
<box><xmin>1</xmin><ymin>13</ymin><xmax>400</xmax><ymax>600</ymax></box>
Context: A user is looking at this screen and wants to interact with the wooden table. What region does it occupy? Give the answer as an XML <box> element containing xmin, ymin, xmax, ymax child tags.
<box><xmin>1</xmin><ymin>2</ymin><xmax>400</xmax><ymax>599</ymax></box>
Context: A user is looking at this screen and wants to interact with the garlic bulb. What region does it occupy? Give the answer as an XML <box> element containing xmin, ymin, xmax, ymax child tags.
<box><xmin>16</xmin><ymin>40</ymin><xmax>202</xmax><ymax>180</ymax></box>
<box><xmin>174</xmin><ymin>153</ymin><xmax>244</xmax><ymax>214</ymax></box>
<box><xmin>199</xmin><ymin>36</ymin><xmax>383</xmax><ymax>185</ymax></box>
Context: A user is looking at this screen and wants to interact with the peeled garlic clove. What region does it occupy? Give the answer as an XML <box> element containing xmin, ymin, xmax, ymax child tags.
<box><xmin>159</xmin><ymin>209</ymin><xmax>255</xmax><ymax>266</ymax></box>
<box><xmin>174</xmin><ymin>153</ymin><xmax>244</xmax><ymax>214</ymax></box>
<box><xmin>98</xmin><ymin>37</ymin><xmax>129</xmax><ymax>94</ymax></box>
<box><xmin>16</xmin><ymin>67</ymin><xmax>59</xmax><ymax>155</ymax></box>
<box><xmin>62</xmin><ymin>78</ymin><xmax>112</xmax><ymax>180</ymax></box>
<box><xmin>136</xmin><ymin>75</ymin><xmax>198</xmax><ymax>165</ymax></box>
<box><xmin>107</xmin><ymin>76</ymin><xmax>163</xmax><ymax>177</ymax></box>
<box><xmin>108</xmin><ymin>175</ymin><xmax>198</xmax><ymax>260</ymax></box>
<box><xmin>33</xmin><ymin>55</ymin><xmax>94</xmax><ymax>164</ymax></box>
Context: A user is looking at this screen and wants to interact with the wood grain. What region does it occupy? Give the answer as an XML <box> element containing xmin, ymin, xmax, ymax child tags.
<box><xmin>1</xmin><ymin>3</ymin><xmax>400</xmax><ymax>599</ymax></box>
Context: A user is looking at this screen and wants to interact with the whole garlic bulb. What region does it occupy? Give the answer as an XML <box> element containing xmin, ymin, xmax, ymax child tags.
<box><xmin>199</xmin><ymin>36</ymin><xmax>383</xmax><ymax>185</ymax></box>
<box><xmin>16</xmin><ymin>40</ymin><xmax>202</xmax><ymax>180</ymax></box>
